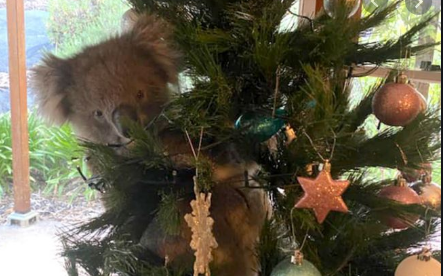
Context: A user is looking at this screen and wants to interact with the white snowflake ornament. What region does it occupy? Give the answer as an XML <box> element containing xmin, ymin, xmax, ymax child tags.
<box><xmin>185</xmin><ymin>191</ymin><xmax>218</xmax><ymax>276</ymax></box>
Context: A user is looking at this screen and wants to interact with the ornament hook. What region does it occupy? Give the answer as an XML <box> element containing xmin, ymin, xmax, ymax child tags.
<box><xmin>291</xmin><ymin>250</ymin><xmax>304</xmax><ymax>266</ymax></box>
<box><xmin>395</xmin><ymin>177</ymin><xmax>407</xmax><ymax>188</ymax></box>
<box><xmin>421</xmin><ymin>172</ymin><xmax>433</xmax><ymax>184</ymax></box>
<box><xmin>324</xmin><ymin>160</ymin><xmax>332</xmax><ymax>173</ymax></box>
<box><xmin>396</xmin><ymin>72</ymin><xmax>409</xmax><ymax>84</ymax></box>
<box><xmin>418</xmin><ymin>246</ymin><xmax>433</xmax><ymax>262</ymax></box>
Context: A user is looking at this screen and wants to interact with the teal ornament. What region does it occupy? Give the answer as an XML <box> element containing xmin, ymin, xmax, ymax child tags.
<box><xmin>306</xmin><ymin>100</ymin><xmax>317</xmax><ymax>109</ymax></box>
<box><xmin>235</xmin><ymin>109</ymin><xmax>286</xmax><ymax>142</ymax></box>
<box><xmin>271</xmin><ymin>258</ymin><xmax>322</xmax><ymax>276</ymax></box>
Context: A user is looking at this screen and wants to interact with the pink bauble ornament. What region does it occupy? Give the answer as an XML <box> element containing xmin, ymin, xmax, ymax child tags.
<box><xmin>379</xmin><ymin>178</ymin><xmax>421</xmax><ymax>230</ymax></box>
<box><xmin>372</xmin><ymin>74</ymin><xmax>426</xmax><ymax>127</ymax></box>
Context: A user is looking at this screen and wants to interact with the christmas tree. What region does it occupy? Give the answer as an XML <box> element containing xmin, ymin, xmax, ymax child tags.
<box><xmin>62</xmin><ymin>0</ymin><xmax>441</xmax><ymax>275</ymax></box>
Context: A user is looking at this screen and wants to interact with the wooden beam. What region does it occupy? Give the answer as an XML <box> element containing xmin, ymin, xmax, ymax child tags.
<box><xmin>354</xmin><ymin>66</ymin><xmax>442</xmax><ymax>84</ymax></box>
<box><xmin>7</xmin><ymin>0</ymin><xmax>31</xmax><ymax>214</ymax></box>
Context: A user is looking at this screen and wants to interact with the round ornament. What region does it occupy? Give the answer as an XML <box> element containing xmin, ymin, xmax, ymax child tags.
<box><xmin>324</xmin><ymin>0</ymin><xmax>361</xmax><ymax>18</ymax></box>
<box><xmin>379</xmin><ymin>178</ymin><xmax>421</xmax><ymax>230</ymax></box>
<box><xmin>271</xmin><ymin>251</ymin><xmax>322</xmax><ymax>276</ymax></box>
<box><xmin>395</xmin><ymin>251</ymin><xmax>441</xmax><ymax>276</ymax></box>
<box><xmin>235</xmin><ymin>109</ymin><xmax>286</xmax><ymax>143</ymax></box>
<box><xmin>411</xmin><ymin>174</ymin><xmax>441</xmax><ymax>212</ymax></box>
<box><xmin>372</xmin><ymin>74</ymin><xmax>426</xmax><ymax>126</ymax></box>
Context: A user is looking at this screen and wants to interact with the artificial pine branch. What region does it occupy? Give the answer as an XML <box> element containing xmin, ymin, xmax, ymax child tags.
<box><xmin>61</xmin><ymin>1</ymin><xmax>442</xmax><ymax>275</ymax></box>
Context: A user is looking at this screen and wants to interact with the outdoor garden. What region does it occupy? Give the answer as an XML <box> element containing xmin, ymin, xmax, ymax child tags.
<box><xmin>0</xmin><ymin>0</ymin><xmax>130</xmax><ymax>224</ymax></box>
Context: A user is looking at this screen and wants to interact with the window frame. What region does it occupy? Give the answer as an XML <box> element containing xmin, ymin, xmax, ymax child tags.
<box><xmin>297</xmin><ymin>0</ymin><xmax>442</xmax><ymax>88</ymax></box>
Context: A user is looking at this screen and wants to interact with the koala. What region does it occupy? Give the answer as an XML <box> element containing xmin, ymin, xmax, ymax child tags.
<box><xmin>31</xmin><ymin>15</ymin><xmax>269</xmax><ymax>276</ymax></box>
<box><xmin>31</xmin><ymin>15</ymin><xmax>179</xmax><ymax>148</ymax></box>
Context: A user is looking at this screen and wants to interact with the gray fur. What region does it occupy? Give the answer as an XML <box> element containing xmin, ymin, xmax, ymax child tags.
<box><xmin>31</xmin><ymin>15</ymin><xmax>179</xmax><ymax>145</ymax></box>
<box><xmin>31</xmin><ymin>15</ymin><xmax>268</xmax><ymax>276</ymax></box>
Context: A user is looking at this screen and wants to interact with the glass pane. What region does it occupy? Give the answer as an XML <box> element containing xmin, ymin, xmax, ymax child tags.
<box><xmin>360</xmin><ymin>1</ymin><xmax>441</xmax><ymax>70</ymax></box>
<box><xmin>354</xmin><ymin>2</ymin><xmax>441</xmax><ymax>184</ymax></box>
<box><xmin>0</xmin><ymin>1</ymin><xmax>128</xmax><ymax>203</ymax></box>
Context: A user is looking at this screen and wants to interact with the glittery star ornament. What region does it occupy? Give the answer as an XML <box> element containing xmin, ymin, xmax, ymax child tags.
<box><xmin>295</xmin><ymin>161</ymin><xmax>350</xmax><ymax>223</ymax></box>
<box><xmin>185</xmin><ymin>189</ymin><xmax>218</xmax><ymax>276</ymax></box>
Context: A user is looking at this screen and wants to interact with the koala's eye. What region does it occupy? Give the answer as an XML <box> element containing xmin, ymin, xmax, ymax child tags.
<box><xmin>136</xmin><ymin>90</ymin><xmax>144</xmax><ymax>100</ymax></box>
<box><xmin>94</xmin><ymin>110</ymin><xmax>104</xmax><ymax>118</ymax></box>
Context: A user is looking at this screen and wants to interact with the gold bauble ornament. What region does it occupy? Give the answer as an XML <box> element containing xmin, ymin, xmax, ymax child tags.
<box><xmin>395</xmin><ymin>248</ymin><xmax>441</xmax><ymax>276</ymax></box>
<box><xmin>372</xmin><ymin>74</ymin><xmax>426</xmax><ymax>127</ymax></box>
<box><xmin>411</xmin><ymin>174</ymin><xmax>441</xmax><ymax>213</ymax></box>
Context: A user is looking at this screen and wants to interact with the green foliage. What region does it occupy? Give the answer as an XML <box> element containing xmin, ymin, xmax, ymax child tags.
<box><xmin>62</xmin><ymin>236</ymin><xmax>189</xmax><ymax>276</ymax></box>
<box><xmin>47</xmin><ymin>0</ymin><xmax>129</xmax><ymax>57</ymax></box>
<box><xmin>256</xmin><ymin>219</ymin><xmax>286</xmax><ymax>276</ymax></box>
<box><xmin>361</xmin><ymin>1</ymin><xmax>441</xmax><ymax>69</ymax></box>
<box><xmin>157</xmin><ymin>192</ymin><xmax>182</xmax><ymax>236</ymax></box>
<box><xmin>62</xmin><ymin>1</ymin><xmax>441</xmax><ymax>275</ymax></box>
<box><xmin>60</xmin><ymin>124</ymin><xmax>198</xmax><ymax>274</ymax></box>
<box><xmin>0</xmin><ymin>113</ymin><xmax>13</xmax><ymax>195</ymax></box>
<box><xmin>0</xmin><ymin>112</ymin><xmax>93</xmax><ymax>200</ymax></box>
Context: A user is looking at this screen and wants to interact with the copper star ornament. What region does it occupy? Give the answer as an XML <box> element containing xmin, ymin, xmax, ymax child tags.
<box><xmin>295</xmin><ymin>161</ymin><xmax>350</xmax><ymax>223</ymax></box>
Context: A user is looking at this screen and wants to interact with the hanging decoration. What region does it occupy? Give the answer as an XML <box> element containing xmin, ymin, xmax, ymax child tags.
<box><xmin>324</xmin><ymin>0</ymin><xmax>361</xmax><ymax>18</ymax></box>
<box><xmin>295</xmin><ymin>160</ymin><xmax>350</xmax><ymax>224</ymax></box>
<box><xmin>378</xmin><ymin>177</ymin><xmax>421</xmax><ymax>230</ymax></box>
<box><xmin>271</xmin><ymin>250</ymin><xmax>322</xmax><ymax>276</ymax></box>
<box><xmin>411</xmin><ymin>173</ymin><xmax>441</xmax><ymax>213</ymax></box>
<box><xmin>395</xmin><ymin>247</ymin><xmax>442</xmax><ymax>276</ymax></box>
<box><xmin>184</xmin><ymin>130</ymin><xmax>218</xmax><ymax>276</ymax></box>
<box><xmin>185</xmin><ymin>186</ymin><xmax>219</xmax><ymax>276</ymax></box>
<box><xmin>235</xmin><ymin>109</ymin><xmax>287</xmax><ymax>143</ymax></box>
<box><xmin>372</xmin><ymin>73</ymin><xmax>427</xmax><ymax>127</ymax></box>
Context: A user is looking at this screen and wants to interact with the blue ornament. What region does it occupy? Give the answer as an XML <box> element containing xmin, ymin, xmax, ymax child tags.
<box><xmin>235</xmin><ymin>109</ymin><xmax>287</xmax><ymax>142</ymax></box>
<box><xmin>271</xmin><ymin>258</ymin><xmax>322</xmax><ymax>276</ymax></box>
<box><xmin>306</xmin><ymin>100</ymin><xmax>317</xmax><ymax>109</ymax></box>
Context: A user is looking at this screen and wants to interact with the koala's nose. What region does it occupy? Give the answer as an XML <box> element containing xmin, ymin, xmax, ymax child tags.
<box><xmin>112</xmin><ymin>105</ymin><xmax>139</xmax><ymax>138</ymax></box>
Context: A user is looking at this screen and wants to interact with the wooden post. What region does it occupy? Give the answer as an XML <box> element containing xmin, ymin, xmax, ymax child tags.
<box><xmin>316</xmin><ymin>0</ymin><xmax>324</xmax><ymax>13</ymax></box>
<box><xmin>7</xmin><ymin>0</ymin><xmax>31</xmax><ymax>214</ymax></box>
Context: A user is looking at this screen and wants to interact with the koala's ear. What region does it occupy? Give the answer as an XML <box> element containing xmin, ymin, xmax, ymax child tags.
<box><xmin>31</xmin><ymin>54</ymin><xmax>73</xmax><ymax>126</ymax></box>
<box><xmin>130</xmin><ymin>15</ymin><xmax>181</xmax><ymax>84</ymax></box>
